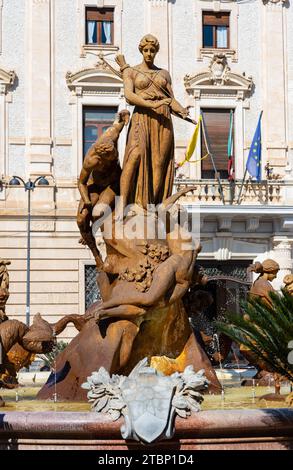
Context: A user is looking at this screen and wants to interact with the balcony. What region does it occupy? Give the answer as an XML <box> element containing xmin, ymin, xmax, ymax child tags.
<box><xmin>174</xmin><ymin>178</ymin><xmax>293</xmax><ymax>206</ymax></box>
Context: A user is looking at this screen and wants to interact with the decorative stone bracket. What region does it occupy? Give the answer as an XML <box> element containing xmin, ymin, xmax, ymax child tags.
<box><xmin>0</xmin><ymin>68</ymin><xmax>16</xmax><ymax>95</ymax></box>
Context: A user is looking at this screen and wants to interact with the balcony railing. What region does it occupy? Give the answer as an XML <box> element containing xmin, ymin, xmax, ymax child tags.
<box><xmin>174</xmin><ymin>178</ymin><xmax>291</xmax><ymax>206</ymax></box>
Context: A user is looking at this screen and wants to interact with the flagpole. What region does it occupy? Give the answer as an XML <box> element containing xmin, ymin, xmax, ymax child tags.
<box><xmin>201</xmin><ymin>111</ymin><xmax>226</xmax><ymax>205</ymax></box>
<box><xmin>236</xmin><ymin>168</ymin><xmax>248</xmax><ymax>205</ymax></box>
<box><xmin>227</xmin><ymin>110</ymin><xmax>235</xmax><ymax>204</ymax></box>
<box><xmin>237</xmin><ymin>111</ymin><xmax>263</xmax><ymax>205</ymax></box>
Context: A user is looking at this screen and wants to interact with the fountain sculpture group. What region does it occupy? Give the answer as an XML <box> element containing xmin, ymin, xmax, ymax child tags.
<box><xmin>1</xmin><ymin>35</ymin><xmax>292</xmax><ymax>445</ymax></box>
<box><xmin>39</xmin><ymin>34</ymin><xmax>222</xmax><ymax>402</ymax></box>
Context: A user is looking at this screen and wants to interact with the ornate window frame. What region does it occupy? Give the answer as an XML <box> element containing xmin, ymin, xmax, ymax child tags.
<box><xmin>78</xmin><ymin>0</ymin><xmax>123</xmax><ymax>58</ymax></box>
<box><xmin>0</xmin><ymin>67</ymin><xmax>16</xmax><ymax>200</ymax></box>
<box><xmin>66</xmin><ymin>62</ymin><xmax>127</xmax><ymax>179</ymax></box>
<box><xmin>195</xmin><ymin>0</ymin><xmax>239</xmax><ymax>62</ymax></box>
<box><xmin>184</xmin><ymin>54</ymin><xmax>253</xmax><ymax>179</ymax></box>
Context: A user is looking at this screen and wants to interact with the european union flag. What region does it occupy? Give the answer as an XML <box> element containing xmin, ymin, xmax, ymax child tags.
<box><xmin>246</xmin><ymin>112</ymin><xmax>262</xmax><ymax>181</ymax></box>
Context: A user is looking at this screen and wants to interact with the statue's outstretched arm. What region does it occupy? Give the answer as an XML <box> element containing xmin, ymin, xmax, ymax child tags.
<box><xmin>166</xmin><ymin>79</ymin><xmax>189</xmax><ymax>119</ymax></box>
<box><xmin>102</xmin><ymin>110</ymin><xmax>130</xmax><ymax>143</ymax></box>
<box><xmin>97</xmin><ymin>304</ymin><xmax>146</xmax><ymax>321</ymax></box>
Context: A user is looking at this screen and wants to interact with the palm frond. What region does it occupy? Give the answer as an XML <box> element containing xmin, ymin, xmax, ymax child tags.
<box><xmin>216</xmin><ymin>289</ymin><xmax>293</xmax><ymax>382</ymax></box>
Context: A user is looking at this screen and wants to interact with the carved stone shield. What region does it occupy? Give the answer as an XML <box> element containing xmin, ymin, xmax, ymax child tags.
<box><xmin>120</xmin><ymin>367</ymin><xmax>176</xmax><ymax>443</ymax></box>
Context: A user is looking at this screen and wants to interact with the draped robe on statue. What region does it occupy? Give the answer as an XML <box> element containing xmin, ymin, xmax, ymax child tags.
<box><xmin>123</xmin><ymin>68</ymin><xmax>174</xmax><ymax>208</ymax></box>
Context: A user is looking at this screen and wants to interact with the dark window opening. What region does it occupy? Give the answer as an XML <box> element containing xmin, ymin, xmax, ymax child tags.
<box><xmin>83</xmin><ymin>106</ymin><xmax>117</xmax><ymax>157</ymax></box>
<box><xmin>202</xmin><ymin>11</ymin><xmax>230</xmax><ymax>49</ymax></box>
<box><xmin>86</xmin><ymin>7</ymin><xmax>114</xmax><ymax>45</ymax></box>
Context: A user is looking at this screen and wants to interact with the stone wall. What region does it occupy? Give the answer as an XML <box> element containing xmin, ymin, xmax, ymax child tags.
<box><xmin>0</xmin><ymin>0</ymin><xmax>292</xmax><ymax>340</ymax></box>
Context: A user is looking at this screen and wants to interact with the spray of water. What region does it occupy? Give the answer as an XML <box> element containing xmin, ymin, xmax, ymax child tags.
<box><xmin>213</xmin><ymin>333</ymin><xmax>225</xmax><ymax>396</ymax></box>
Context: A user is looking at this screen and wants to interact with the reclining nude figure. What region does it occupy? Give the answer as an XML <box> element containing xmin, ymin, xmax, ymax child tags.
<box><xmin>77</xmin><ymin>110</ymin><xmax>130</xmax><ymax>267</ymax></box>
<box><xmin>86</xmin><ymin>189</ymin><xmax>201</xmax><ymax>323</ymax></box>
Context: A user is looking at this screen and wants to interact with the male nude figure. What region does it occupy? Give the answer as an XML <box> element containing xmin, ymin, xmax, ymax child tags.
<box><xmin>77</xmin><ymin>110</ymin><xmax>130</xmax><ymax>267</ymax></box>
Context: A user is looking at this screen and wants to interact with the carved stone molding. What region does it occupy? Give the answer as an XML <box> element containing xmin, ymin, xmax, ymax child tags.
<box><xmin>0</xmin><ymin>68</ymin><xmax>16</xmax><ymax>94</ymax></box>
<box><xmin>263</xmin><ymin>0</ymin><xmax>287</xmax><ymax>5</ymax></box>
<box><xmin>149</xmin><ymin>0</ymin><xmax>168</xmax><ymax>5</ymax></box>
<box><xmin>218</xmin><ymin>217</ymin><xmax>232</xmax><ymax>232</ymax></box>
<box><xmin>281</xmin><ymin>217</ymin><xmax>293</xmax><ymax>230</ymax></box>
<box><xmin>66</xmin><ymin>63</ymin><xmax>123</xmax><ymax>96</ymax></box>
<box><xmin>33</xmin><ymin>0</ymin><xmax>50</xmax><ymax>5</ymax></box>
<box><xmin>213</xmin><ymin>237</ymin><xmax>233</xmax><ymax>261</ymax></box>
<box><xmin>246</xmin><ymin>217</ymin><xmax>260</xmax><ymax>233</ymax></box>
<box><xmin>184</xmin><ymin>54</ymin><xmax>253</xmax><ymax>100</ymax></box>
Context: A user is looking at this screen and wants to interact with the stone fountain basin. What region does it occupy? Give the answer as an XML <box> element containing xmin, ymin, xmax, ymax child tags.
<box><xmin>16</xmin><ymin>368</ymin><xmax>258</xmax><ymax>388</ymax></box>
<box><xmin>1</xmin><ymin>383</ymin><xmax>292</xmax><ymax>449</ymax></box>
<box><xmin>0</xmin><ymin>409</ymin><xmax>293</xmax><ymax>450</ymax></box>
<box><xmin>215</xmin><ymin>367</ymin><xmax>258</xmax><ymax>381</ymax></box>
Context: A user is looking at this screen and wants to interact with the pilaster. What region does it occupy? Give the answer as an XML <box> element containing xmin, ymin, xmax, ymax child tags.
<box><xmin>145</xmin><ymin>0</ymin><xmax>171</xmax><ymax>70</ymax></box>
<box><xmin>25</xmin><ymin>0</ymin><xmax>52</xmax><ymax>177</ymax></box>
<box><xmin>262</xmin><ymin>0</ymin><xmax>287</xmax><ymax>171</ymax></box>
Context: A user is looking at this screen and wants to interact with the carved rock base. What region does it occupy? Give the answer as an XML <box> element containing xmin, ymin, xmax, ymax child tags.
<box><xmin>38</xmin><ymin>301</ymin><xmax>221</xmax><ymax>401</ymax></box>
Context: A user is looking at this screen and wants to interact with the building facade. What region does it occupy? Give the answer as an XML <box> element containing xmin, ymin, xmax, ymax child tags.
<box><xmin>0</xmin><ymin>0</ymin><xmax>292</xmax><ymax>340</ymax></box>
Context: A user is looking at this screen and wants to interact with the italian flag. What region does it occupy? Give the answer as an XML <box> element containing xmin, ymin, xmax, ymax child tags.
<box><xmin>227</xmin><ymin>110</ymin><xmax>234</xmax><ymax>181</ymax></box>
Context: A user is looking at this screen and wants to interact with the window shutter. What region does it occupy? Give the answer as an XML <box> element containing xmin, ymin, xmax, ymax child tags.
<box><xmin>86</xmin><ymin>7</ymin><xmax>114</xmax><ymax>22</ymax></box>
<box><xmin>201</xmin><ymin>109</ymin><xmax>232</xmax><ymax>178</ymax></box>
<box><xmin>202</xmin><ymin>12</ymin><xmax>230</xmax><ymax>26</ymax></box>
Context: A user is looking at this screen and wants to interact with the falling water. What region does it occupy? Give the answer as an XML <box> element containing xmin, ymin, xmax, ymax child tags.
<box><xmin>53</xmin><ymin>329</ymin><xmax>57</xmax><ymax>403</ymax></box>
<box><xmin>267</xmin><ymin>374</ymin><xmax>272</xmax><ymax>392</ymax></box>
<box><xmin>251</xmin><ymin>378</ymin><xmax>256</xmax><ymax>403</ymax></box>
<box><xmin>213</xmin><ymin>333</ymin><xmax>223</xmax><ymax>371</ymax></box>
<box><xmin>213</xmin><ymin>333</ymin><xmax>225</xmax><ymax>394</ymax></box>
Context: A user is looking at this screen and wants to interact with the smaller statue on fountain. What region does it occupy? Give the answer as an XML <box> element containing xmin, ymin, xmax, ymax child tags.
<box><xmin>0</xmin><ymin>312</ymin><xmax>86</xmax><ymax>388</ymax></box>
<box><xmin>0</xmin><ymin>259</ymin><xmax>11</xmax><ymax>324</ymax></box>
<box><xmin>247</xmin><ymin>259</ymin><xmax>280</xmax><ymax>307</ymax></box>
<box><xmin>77</xmin><ymin>109</ymin><xmax>130</xmax><ymax>268</ymax></box>
<box><xmin>0</xmin><ymin>256</ymin><xmax>87</xmax><ymax>392</ymax></box>
<box><xmin>283</xmin><ymin>273</ymin><xmax>293</xmax><ymax>296</ymax></box>
<box><xmin>241</xmin><ymin>259</ymin><xmax>282</xmax><ymax>392</ymax></box>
